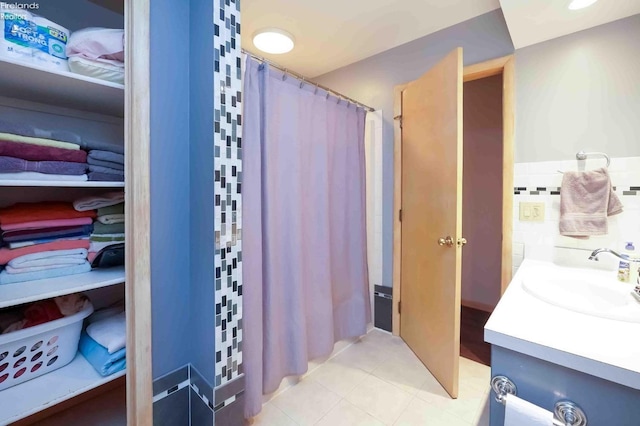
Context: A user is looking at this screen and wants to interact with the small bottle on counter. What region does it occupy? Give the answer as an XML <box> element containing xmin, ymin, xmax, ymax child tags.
<box><xmin>626</xmin><ymin>242</ymin><xmax>640</xmax><ymax>284</ymax></box>
<box><xmin>618</xmin><ymin>242</ymin><xmax>635</xmax><ymax>283</ymax></box>
<box><xmin>618</xmin><ymin>242</ymin><xmax>636</xmax><ymax>283</ymax></box>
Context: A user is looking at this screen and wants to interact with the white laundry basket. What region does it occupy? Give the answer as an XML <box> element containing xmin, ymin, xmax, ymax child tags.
<box><xmin>0</xmin><ymin>301</ymin><xmax>93</xmax><ymax>391</ymax></box>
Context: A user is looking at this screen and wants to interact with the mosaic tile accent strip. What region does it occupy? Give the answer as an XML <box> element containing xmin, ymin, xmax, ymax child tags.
<box><xmin>514</xmin><ymin>186</ymin><xmax>639</xmax><ymax>195</ymax></box>
<box><xmin>214</xmin><ymin>0</ymin><xmax>243</xmax><ymax>388</ymax></box>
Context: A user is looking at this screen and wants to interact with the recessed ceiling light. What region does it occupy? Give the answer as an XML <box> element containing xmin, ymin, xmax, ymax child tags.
<box><xmin>568</xmin><ymin>0</ymin><xmax>598</xmax><ymax>10</ymax></box>
<box><xmin>253</xmin><ymin>28</ymin><xmax>295</xmax><ymax>54</ymax></box>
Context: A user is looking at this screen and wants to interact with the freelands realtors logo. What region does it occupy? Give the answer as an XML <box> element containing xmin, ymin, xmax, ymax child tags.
<box><xmin>0</xmin><ymin>2</ymin><xmax>39</xmax><ymax>20</ymax></box>
<box><xmin>0</xmin><ymin>2</ymin><xmax>39</xmax><ymax>10</ymax></box>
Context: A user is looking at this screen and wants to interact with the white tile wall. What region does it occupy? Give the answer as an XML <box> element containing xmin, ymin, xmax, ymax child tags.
<box><xmin>512</xmin><ymin>156</ymin><xmax>640</xmax><ymax>275</ymax></box>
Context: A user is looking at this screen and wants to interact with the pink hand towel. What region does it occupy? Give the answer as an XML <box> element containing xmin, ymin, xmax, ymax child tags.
<box><xmin>559</xmin><ymin>167</ymin><xmax>623</xmax><ymax>238</ymax></box>
<box><xmin>0</xmin><ymin>239</ymin><xmax>90</xmax><ymax>265</ymax></box>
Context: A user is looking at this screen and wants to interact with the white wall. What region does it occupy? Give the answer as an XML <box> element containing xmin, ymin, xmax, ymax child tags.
<box><xmin>511</xmin><ymin>14</ymin><xmax>640</xmax><ymax>274</ymax></box>
<box><xmin>513</xmin><ymin>156</ymin><xmax>640</xmax><ymax>274</ymax></box>
<box><xmin>514</xmin><ymin>14</ymin><xmax>640</xmax><ymax>163</ymax></box>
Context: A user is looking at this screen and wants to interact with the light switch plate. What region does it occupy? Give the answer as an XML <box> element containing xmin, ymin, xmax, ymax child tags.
<box><xmin>519</xmin><ymin>202</ymin><xmax>545</xmax><ymax>222</ymax></box>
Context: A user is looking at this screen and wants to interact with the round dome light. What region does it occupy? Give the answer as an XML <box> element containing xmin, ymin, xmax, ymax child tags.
<box><xmin>568</xmin><ymin>0</ymin><xmax>598</xmax><ymax>10</ymax></box>
<box><xmin>253</xmin><ymin>28</ymin><xmax>295</xmax><ymax>54</ymax></box>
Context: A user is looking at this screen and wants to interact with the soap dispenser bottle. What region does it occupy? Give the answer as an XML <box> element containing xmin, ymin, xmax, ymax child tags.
<box><xmin>618</xmin><ymin>242</ymin><xmax>636</xmax><ymax>283</ymax></box>
<box><xmin>617</xmin><ymin>242</ymin><xmax>633</xmax><ymax>282</ymax></box>
<box><xmin>626</xmin><ymin>242</ymin><xmax>640</xmax><ymax>284</ymax></box>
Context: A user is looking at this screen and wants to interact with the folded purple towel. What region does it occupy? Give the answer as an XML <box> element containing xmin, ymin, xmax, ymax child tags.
<box><xmin>2</xmin><ymin>224</ymin><xmax>93</xmax><ymax>243</ymax></box>
<box><xmin>88</xmin><ymin>172</ymin><xmax>124</xmax><ymax>182</ymax></box>
<box><xmin>0</xmin><ymin>156</ymin><xmax>87</xmax><ymax>175</ymax></box>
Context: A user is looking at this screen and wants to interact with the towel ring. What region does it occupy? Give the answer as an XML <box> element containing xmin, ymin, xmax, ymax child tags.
<box><xmin>558</xmin><ymin>151</ymin><xmax>610</xmax><ymax>173</ymax></box>
<box><xmin>576</xmin><ymin>151</ymin><xmax>610</xmax><ymax>167</ymax></box>
<box><xmin>554</xmin><ymin>401</ymin><xmax>588</xmax><ymax>426</ymax></box>
<box><xmin>491</xmin><ymin>375</ymin><xmax>517</xmax><ymax>404</ymax></box>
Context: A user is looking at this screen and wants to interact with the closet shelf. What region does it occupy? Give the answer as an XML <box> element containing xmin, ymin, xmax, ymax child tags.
<box><xmin>0</xmin><ymin>180</ymin><xmax>125</xmax><ymax>188</ymax></box>
<box><xmin>0</xmin><ymin>266</ymin><xmax>125</xmax><ymax>309</ymax></box>
<box><xmin>0</xmin><ymin>57</ymin><xmax>124</xmax><ymax>117</ymax></box>
<box><xmin>0</xmin><ymin>353</ymin><xmax>126</xmax><ymax>424</ymax></box>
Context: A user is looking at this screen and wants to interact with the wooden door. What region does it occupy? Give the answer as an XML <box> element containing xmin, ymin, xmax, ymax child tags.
<box><xmin>399</xmin><ymin>48</ymin><xmax>464</xmax><ymax>398</ymax></box>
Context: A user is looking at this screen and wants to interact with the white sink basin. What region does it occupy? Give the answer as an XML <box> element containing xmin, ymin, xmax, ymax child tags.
<box><xmin>522</xmin><ymin>275</ymin><xmax>640</xmax><ymax>323</ymax></box>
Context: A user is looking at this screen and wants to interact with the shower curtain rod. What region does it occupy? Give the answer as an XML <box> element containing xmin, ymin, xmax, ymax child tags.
<box><xmin>241</xmin><ymin>49</ymin><xmax>375</xmax><ymax>112</ymax></box>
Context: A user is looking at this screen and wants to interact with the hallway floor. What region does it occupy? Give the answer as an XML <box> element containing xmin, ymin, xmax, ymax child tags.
<box><xmin>460</xmin><ymin>306</ymin><xmax>492</xmax><ymax>366</ymax></box>
<box><xmin>250</xmin><ymin>329</ymin><xmax>490</xmax><ymax>426</ymax></box>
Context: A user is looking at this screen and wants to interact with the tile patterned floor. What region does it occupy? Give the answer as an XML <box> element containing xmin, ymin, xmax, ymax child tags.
<box><xmin>249</xmin><ymin>329</ymin><xmax>491</xmax><ymax>426</ymax></box>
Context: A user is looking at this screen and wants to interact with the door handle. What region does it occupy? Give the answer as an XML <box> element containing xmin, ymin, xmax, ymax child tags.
<box><xmin>457</xmin><ymin>237</ymin><xmax>467</xmax><ymax>247</ymax></box>
<box><xmin>438</xmin><ymin>236</ymin><xmax>454</xmax><ymax>247</ymax></box>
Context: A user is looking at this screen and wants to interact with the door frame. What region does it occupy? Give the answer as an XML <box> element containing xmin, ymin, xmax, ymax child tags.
<box><xmin>125</xmin><ymin>0</ymin><xmax>153</xmax><ymax>424</ymax></box>
<box><xmin>392</xmin><ymin>54</ymin><xmax>515</xmax><ymax>336</ymax></box>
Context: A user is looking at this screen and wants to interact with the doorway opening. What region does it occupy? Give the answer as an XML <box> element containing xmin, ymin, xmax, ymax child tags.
<box><xmin>460</xmin><ymin>73</ymin><xmax>503</xmax><ymax>366</ymax></box>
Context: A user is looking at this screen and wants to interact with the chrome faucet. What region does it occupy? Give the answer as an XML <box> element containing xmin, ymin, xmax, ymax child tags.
<box><xmin>589</xmin><ymin>248</ymin><xmax>640</xmax><ymax>262</ymax></box>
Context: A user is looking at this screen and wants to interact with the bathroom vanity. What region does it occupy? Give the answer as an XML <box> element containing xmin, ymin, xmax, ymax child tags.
<box><xmin>485</xmin><ymin>259</ymin><xmax>640</xmax><ymax>426</ymax></box>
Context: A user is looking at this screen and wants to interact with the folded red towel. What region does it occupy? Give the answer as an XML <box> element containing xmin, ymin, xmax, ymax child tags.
<box><xmin>0</xmin><ymin>202</ymin><xmax>96</xmax><ymax>226</ymax></box>
<box><xmin>0</xmin><ymin>140</ymin><xmax>87</xmax><ymax>163</ymax></box>
<box><xmin>0</xmin><ymin>239</ymin><xmax>90</xmax><ymax>265</ymax></box>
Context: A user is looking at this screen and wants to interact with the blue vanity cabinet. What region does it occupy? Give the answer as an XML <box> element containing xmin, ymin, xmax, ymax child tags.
<box><xmin>489</xmin><ymin>346</ymin><xmax>640</xmax><ymax>426</ymax></box>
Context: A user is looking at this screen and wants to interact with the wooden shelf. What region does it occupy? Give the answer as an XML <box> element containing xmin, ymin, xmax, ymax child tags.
<box><xmin>0</xmin><ymin>57</ymin><xmax>124</xmax><ymax>117</ymax></box>
<box><xmin>0</xmin><ymin>180</ymin><xmax>124</xmax><ymax>188</ymax></box>
<box><xmin>0</xmin><ymin>353</ymin><xmax>126</xmax><ymax>424</ymax></box>
<box><xmin>0</xmin><ymin>266</ymin><xmax>125</xmax><ymax>309</ymax></box>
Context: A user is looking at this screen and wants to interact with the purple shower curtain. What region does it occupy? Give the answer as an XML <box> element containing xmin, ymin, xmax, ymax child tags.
<box><xmin>242</xmin><ymin>57</ymin><xmax>371</xmax><ymax>418</ymax></box>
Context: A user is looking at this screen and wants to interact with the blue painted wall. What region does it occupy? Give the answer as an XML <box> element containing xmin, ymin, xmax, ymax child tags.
<box><xmin>150</xmin><ymin>0</ymin><xmax>192</xmax><ymax>378</ymax></box>
<box><xmin>315</xmin><ymin>10</ymin><xmax>514</xmax><ymax>288</ymax></box>
<box><xmin>189</xmin><ymin>0</ymin><xmax>216</xmax><ymax>384</ymax></box>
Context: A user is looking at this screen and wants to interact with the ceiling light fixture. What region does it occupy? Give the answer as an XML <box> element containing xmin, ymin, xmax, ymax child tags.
<box><xmin>253</xmin><ymin>28</ymin><xmax>295</xmax><ymax>54</ymax></box>
<box><xmin>568</xmin><ymin>0</ymin><xmax>598</xmax><ymax>10</ymax></box>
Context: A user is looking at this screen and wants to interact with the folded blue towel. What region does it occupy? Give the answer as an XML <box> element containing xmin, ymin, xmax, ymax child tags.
<box><xmin>78</xmin><ymin>330</ymin><xmax>126</xmax><ymax>376</ymax></box>
<box><xmin>0</xmin><ymin>119</ymin><xmax>82</xmax><ymax>144</ymax></box>
<box><xmin>0</xmin><ymin>261</ymin><xmax>91</xmax><ymax>285</ymax></box>
<box><xmin>80</xmin><ymin>139</ymin><xmax>124</xmax><ymax>155</ymax></box>
<box><xmin>87</xmin><ymin>157</ymin><xmax>124</xmax><ymax>171</ymax></box>
<box><xmin>88</xmin><ymin>150</ymin><xmax>124</xmax><ymax>166</ymax></box>
<box><xmin>2</xmin><ymin>225</ymin><xmax>93</xmax><ymax>243</ymax></box>
<box><xmin>88</xmin><ymin>172</ymin><xmax>124</xmax><ymax>182</ymax></box>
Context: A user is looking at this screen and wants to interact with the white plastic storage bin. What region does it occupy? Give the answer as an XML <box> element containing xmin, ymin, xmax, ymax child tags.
<box><xmin>0</xmin><ymin>301</ymin><xmax>93</xmax><ymax>391</ymax></box>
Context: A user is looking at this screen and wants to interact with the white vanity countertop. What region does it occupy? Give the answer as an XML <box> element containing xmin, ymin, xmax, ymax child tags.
<box><xmin>485</xmin><ymin>259</ymin><xmax>640</xmax><ymax>390</ymax></box>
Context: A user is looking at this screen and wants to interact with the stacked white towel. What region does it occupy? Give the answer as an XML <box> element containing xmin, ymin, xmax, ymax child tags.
<box><xmin>86</xmin><ymin>310</ymin><xmax>126</xmax><ymax>354</ymax></box>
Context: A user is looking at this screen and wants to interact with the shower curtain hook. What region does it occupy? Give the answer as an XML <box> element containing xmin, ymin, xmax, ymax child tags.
<box><xmin>314</xmin><ymin>84</ymin><xmax>319</xmax><ymax>95</ymax></box>
<box><xmin>326</xmin><ymin>91</ymin><xmax>330</xmax><ymax>100</ymax></box>
<box><xmin>336</xmin><ymin>97</ymin><xmax>340</xmax><ymax>105</ymax></box>
<box><xmin>282</xmin><ymin>70</ymin><xmax>287</xmax><ymax>81</ymax></box>
<box><xmin>299</xmin><ymin>78</ymin><xmax>305</xmax><ymax>89</ymax></box>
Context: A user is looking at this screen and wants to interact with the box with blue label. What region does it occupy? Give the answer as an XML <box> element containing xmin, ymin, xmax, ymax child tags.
<box><xmin>0</xmin><ymin>9</ymin><xmax>69</xmax><ymax>71</ymax></box>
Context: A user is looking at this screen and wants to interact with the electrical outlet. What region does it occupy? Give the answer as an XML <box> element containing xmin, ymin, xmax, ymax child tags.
<box><xmin>519</xmin><ymin>202</ymin><xmax>545</xmax><ymax>222</ymax></box>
